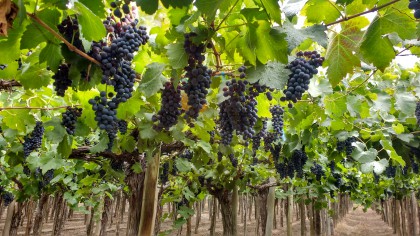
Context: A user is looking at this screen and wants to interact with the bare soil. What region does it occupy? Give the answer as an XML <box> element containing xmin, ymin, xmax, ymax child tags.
<box><xmin>0</xmin><ymin>204</ymin><xmax>395</xmax><ymax>235</ymax></box>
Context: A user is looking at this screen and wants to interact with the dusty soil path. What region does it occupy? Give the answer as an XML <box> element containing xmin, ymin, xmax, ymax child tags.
<box><xmin>334</xmin><ymin>207</ymin><xmax>395</xmax><ymax>236</ymax></box>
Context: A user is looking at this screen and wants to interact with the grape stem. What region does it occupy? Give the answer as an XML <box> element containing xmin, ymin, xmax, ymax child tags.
<box><xmin>0</xmin><ymin>105</ymin><xmax>80</xmax><ymax>111</ymax></box>
<box><xmin>325</xmin><ymin>0</ymin><xmax>401</xmax><ymax>27</ymax></box>
<box><xmin>0</xmin><ymin>80</ymin><xmax>21</xmax><ymax>89</ymax></box>
<box><xmin>26</xmin><ymin>13</ymin><xmax>101</xmax><ymax>66</ymax></box>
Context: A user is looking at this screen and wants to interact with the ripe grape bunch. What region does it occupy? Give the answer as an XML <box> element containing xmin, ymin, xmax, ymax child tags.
<box><xmin>88</xmin><ymin>17</ymin><xmax>148</xmax><ymax>149</ymax></box>
<box><xmin>270</xmin><ymin>105</ymin><xmax>284</xmax><ymax>141</ymax></box>
<box><xmin>182</xmin><ymin>33</ymin><xmax>212</xmax><ymax>121</ymax></box>
<box><xmin>110</xmin><ymin>0</ymin><xmax>133</xmax><ymax>18</ymax></box>
<box><xmin>57</xmin><ymin>16</ymin><xmax>84</xmax><ymax>51</ymax></box>
<box><xmin>218</xmin><ymin>66</ymin><xmax>259</xmax><ymax>145</ymax></box>
<box><xmin>291</xmin><ymin>149</ymin><xmax>308</xmax><ymax>178</ymax></box>
<box><xmin>39</xmin><ymin>169</ymin><xmax>54</xmax><ymax>190</ymax></box>
<box><xmin>23</xmin><ymin>121</ymin><xmax>44</xmax><ymax>158</ymax></box>
<box><xmin>61</xmin><ymin>107</ymin><xmax>82</xmax><ymax>135</ymax></box>
<box><xmin>409</xmin><ymin>0</ymin><xmax>420</xmax><ymax>19</ymax></box>
<box><xmin>152</xmin><ymin>81</ymin><xmax>182</xmax><ymax>131</ymax></box>
<box><xmin>1</xmin><ymin>191</ymin><xmax>14</xmax><ymax>207</ymax></box>
<box><xmin>89</xmin><ymin>92</ymin><xmax>119</xmax><ymax>150</ymax></box>
<box><xmin>415</xmin><ymin>101</ymin><xmax>420</xmax><ymax>125</ymax></box>
<box><xmin>252</xmin><ymin>120</ymin><xmax>267</xmax><ymax>154</ymax></box>
<box><xmin>337</xmin><ymin>136</ymin><xmax>357</xmax><ymax>157</ymax></box>
<box><xmin>281</xmin><ymin>51</ymin><xmax>324</xmax><ymax>108</ymax></box>
<box><xmin>159</xmin><ymin>162</ymin><xmax>169</xmax><ymax>184</ymax></box>
<box><xmin>310</xmin><ymin>162</ymin><xmax>325</xmax><ymax>181</ymax></box>
<box><xmin>117</xmin><ymin>120</ymin><xmax>128</xmax><ymax>134</ymax></box>
<box><xmin>52</xmin><ymin>64</ymin><xmax>71</xmax><ymax>97</ymax></box>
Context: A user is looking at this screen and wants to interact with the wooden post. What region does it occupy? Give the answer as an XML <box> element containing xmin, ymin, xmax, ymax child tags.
<box><xmin>138</xmin><ymin>147</ymin><xmax>161</xmax><ymax>236</ymax></box>
<box><xmin>210</xmin><ymin>197</ymin><xmax>217</xmax><ymax>236</ymax></box>
<box><xmin>265</xmin><ymin>178</ymin><xmax>276</xmax><ymax>236</ymax></box>
<box><xmin>412</xmin><ymin>192</ymin><xmax>418</xmax><ymax>236</ymax></box>
<box><xmin>287</xmin><ymin>185</ymin><xmax>293</xmax><ymax>236</ymax></box>
<box><xmin>232</xmin><ymin>185</ymin><xmax>238</xmax><ymax>236</ymax></box>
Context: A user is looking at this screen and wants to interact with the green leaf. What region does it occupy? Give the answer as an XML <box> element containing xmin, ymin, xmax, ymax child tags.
<box><xmin>360</xmin><ymin>11</ymin><xmax>416</xmax><ymax>70</ymax></box>
<box><xmin>195</xmin><ymin>0</ymin><xmax>225</xmax><ymax>23</ymax></box>
<box><xmin>1</xmin><ymin>110</ymin><xmax>35</xmax><ymax>132</ymax></box>
<box><xmin>176</xmin><ymin>158</ymin><xmax>192</xmax><ymax>172</ymax></box>
<box><xmin>302</xmin><ymin>0</ymin><xmax>341</xmax><ymax>24</ymax></box>
<box><xmin>74</xmin><ymin>2</ymin><xmax>106</xmax><ymax>41</ymax></box>
<box><xmin>21</xmin><ymin>9</ymin><xmax>61</xmax><ymax>50</ymax></box>
<box><xmin>259</xmin><ymin>0</ymin><xmax>282</xmax><ymax>24</ymax></box>
<box><xmin>91</xmin><ymin>134</ymin><xmax>109</xmax><ymax>153</ymax></box>
<box><xmin>247</xmin><ymin>61</ymin><xmax>289</xmax><ymax>90</ymax></box>
<box><xmin>395</xmin><ymin>92</ymin><xmax>417</xmax><ymax>115</ymax></box>
<box><xmin>254</xmin><ymin>23</ymin><xmax>288</xmax><ymax>64</ymax></box>
<box><xmin>160</xmin><ymin>0</ymin><xmax>193</xmax><ymax>8</ymax></box>
<box><xmin>352</xmin><ymin>143</ymin><xmax>377</xmax><ymax>164</ymax></box>
<box><xmin>325</xmin><ymin>19</ymin><xmax>365</xmax><ymax>87</ymax></box>
<box><xmin>16</xmin><ymin>0</ymin><xmax>27</xmax><ymax>25</ymax></box>
<box><xmin>57</xmin><ymin>135</ymin><xmax>72</xmax><ymax>158</ymax></box>
<box><xmin>275</xmin><ymin>22</ymin><xmax>327</xmax><ymax>53</ymax></box>
<box><xmin>0</xmin><ymin>22</ymin><xmax>26</xmax><ymax>63</ymax></box>
<box><xmin>139</xmin><ymin>63</ymin><xmax>166</xmax><ymax>98</ymax></box>
<box><xmin>165</xmin><ymin>43</ymin><xmax>188</xmax><ymax>69</ymax></box>
<box><xmin>18</xmin><ymin>64</ymin><xmax>51</xmax><ymax>89</ymax></box>
<box><xmin>79</xmin><ymin>0</ymin><xmax>107</xmax><ymax>17</ymax></box>
<box><xmin>44</xmin><ymin>117</ymin><xmax>66</xmax><ymax>142</ymax></box>
<box><xmin>40</xmin><ymin>152</ymin><xmax>68</xmax><ymax>170</ymax></box>
<box><xmin>380</xmin><ymin>139</ymin><xmax>405</xmax><ymax>166</ymax></box>
<box><xmin>283</xmin><ymin>0</ymin><xmax>308</xmax><ymax>18</ymax></box>
<box><xmin>39</xmin><ymin>43</ymin><xmax>63</xmax><ymax>71</ymax></box>
<box><xmin>137</xmin><ymin>0</ymin><xmax>159</xmax><ymax>14</ymax></box>
<box><xmin>323</xmin><ymin>93</ymin><xmax>347</xmax><ymax>118</ymax></box>
<box><xmin>196</xmin><ymin>140</ymin><xmax>211</xmax><ymax>153</ymax></box>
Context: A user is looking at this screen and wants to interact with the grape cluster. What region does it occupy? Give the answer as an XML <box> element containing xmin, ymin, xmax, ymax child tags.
<box><xmin>270</xmin><ymin>105</ymin><xmax>284</xmax><ymax>140</ymax></box>
<box><xmin>117</xmin><ymin>120</ymin><xmax>128</xmax><ymax>134</ymax></box>
<box><xmin>252</xmin><ymin>120</ymin><xmax>267</xmax><ymax>154</ymax></box>
<box><xmin>111</xmin><ymin>159</ymin><xmax>124</xmax><ymax>171</ymax></box>
<box><xmin>61</xmin><ymin>107</ymin><xmax>82</xmax><ymax>135</ymax></box>
<box><xmin>152</xmin><ymin>81</ymin><xmax>182</xmax><ymax>130</ymax></box>
<box><xmin>52</xmin><ymin>64</ymin><xmax>71</xmax><ymax>97</ymax></box>
<box><xmin>310</xmin><ymin>163</ymin><xmax>324</xmax><ymax>181</ymax></box>
<box><xmin>88</xmin><ymin>19</ymin><xmax>148</xmax><ymax>149</ymax></box>
<box><xmin>291</xmin><ymin>149</ymin><xmax>308</xmax><ymax>178</ymax></box>
<box><xmin>415</xmin><ymin>101</ymin><xmax>420</xmax><ymax>125</ymax></box>
<box><xmin>23</xmin><ymin>121</ymin><xmax>44</xmax><ymax>158</ymax></box>
<box><xmin>409</xmin><ymin>0</ymin><xmax>420</xmax><ymax>19</ymax></box>
<box><xmin>180</xmin><ymin>150</ymin><xmax>193</xmax><ymax>161</ymax></box>
<box><xmin>333</xmin><ymin>173</ymin><xmax>343</xmax><ymax>188</ymax></box>
<box><xmin>410</xmin><ymin>156</ymin><xmax>419</xmax><ymax>174</ymax></box>
<box><xmin>39</xmin><ymin>169</ymin><xmax>54</xmax><ymax>189</ymax></box>
<box><xmin>219</xmin><ymin>67</ymin><xmax>259</xmax><ymax>145</ymax></box>
<box><xmin>337</xmin><ymin>137</ymin><xmax>357</xmax><ymax>157</ymax></box>
<box><xmin>328</xmin><ymin>161</ymin><xmax>336</xmax><ymax>173</ymax></box>
<box><xmin>182</xmin><ymin>33</ymin><xmax>212</xmax><ymax>121</ymax></box>
<box><xmin>385</xmin><ymin>163</ymin><xmax>396</xmax><ymax>178</ymax></box>
<box><xmin>89</xmin><ymin>92</ymin><xmax>119</xmax><ymax>150</ymax></box>
<box><xmin>110</xmin><ymin>1</ymin><xmax>132</xmax><ymax>18</ymax></box>
<box><xmin>2</xmin><ymin>191</ymin><xmax>14</xmax><ymax>206</ymax></box>
<box><xmin>281</xmin><ymin>51</ymin><xmax>324</xmax><ymax>108</ymax></box>
<box><xmin>159</xmin><ymin>162</ymin><xmax>169</xmax><ymax>184</ymax></box>
<box><xmin>229</xmin><ymin>154</ymin><xmax>238</xmax><ymax>167</ymax></box>
<box><xmin>57</xmin><ymin>16</ymin><xmax>84</xmax><ymax>51</ymax></box>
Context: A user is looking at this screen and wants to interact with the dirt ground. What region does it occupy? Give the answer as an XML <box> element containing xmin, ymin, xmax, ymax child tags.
<box><xmin>0</xmin><ymin>204</ymin><xmax>396</xmax><ymax>235</ymax></box>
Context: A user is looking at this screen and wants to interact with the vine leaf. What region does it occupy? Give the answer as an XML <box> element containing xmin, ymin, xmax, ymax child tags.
<box><xmin>160</xmin><ymin>0</ymin><xmax>193</xmax><ymax>8</ymax></box>
<box><xmin>1</xmin><ymin>110</ymin><xmax>35</xmax><ymax>132</ymax></box>
<box><xmin>275</xmin><ymin>21</ymin><xmax>327</xmax><ymax>53</ymax></box>
<box><xmin>360</xmin><ymin>11</ymin><xmax>416</xmax><ymax>71</ymax></box>
<box><xmin>260</xmin><ymin>0</ymin><xmax>282</xmax><ymax>24</ymax></box>
<box><xmin>74</xmin><ymin>2</ymin><xmax>106</xmax><ymax>41</ymax></box>
<box><xmin>195</xmin><ymin>0</ymin><xmax>226</xmax><ymax>23</ymax></box>
<box><xmin>247</xmin><ymin>61</ymin><xmax>289</xmax><ymax>90</ymax></box>
<box><xmin>44</xmin><ymin>117</ymin><xmax>66</xmax><ymax>142</ymax></box>
<box><xmin>352</xmin><ymin>142</ymin><xmax>377</xmax><ymax>163</ymax></box>
<box><xmin>165</xmin><ymin>43</ymin><xmax>188</xmax><ymax>69</ymax></box>
<box><xmin>380</xmin><ymin>139</ymin><xmax>405</xmax><ymax>166</ymax></box>
<box><xmin>0</xmin><ymin>19</ymin><xmax>26</xmax><ymax>63</ymax></box>
<box><xmin>91</xmin><ymin>134</ymin><xmax>109</xmax><ymax>153</ymax></box>
<box><xmin>325</xmin><ymin>19</ymin><xmax>366</xmax><ymax>87</ymax></box>
<box><xmin>139</xmin><ymin>62</ymin><xmax>166</xmax><ymax>98</ymax></box>
<box><xmin>302</xmin><ymin>0</ymin><xmax>341</xmax><ymax>24</ymax></box>
<box><xmin>79</xmin><ymin>0</ymin><xmax>106</xmax><ymax>18</ymax></box>
<box><xmin>395</xmin><ymin>92</ymin><xmax>417</xmax><ymax>115</ymax></box>
<box><xmin>283</xmin><ymin>0</ymin><xmax>308</xmax><ymax>19</ymax></box>
<box><xmin>39</xmin><ymin>43</ymin><xmax>63</xmax><ymax>71</ymax></box>
<box><xmin>57</xmin><ymin>134</ymin><xmax>72</xmax><ymax>158</ymax></box>
<box><xmin>361</xmin><ymin>159</ymin><xmax>388</xmax><ymax>174</ymax></box>
<box><xmin>136</xmin><ymin>0</ymin><xmax>159</xmax><ymax>15</ymax></box>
